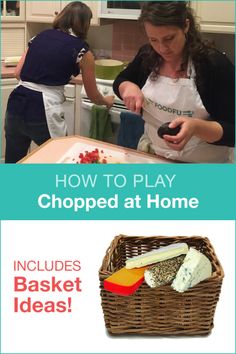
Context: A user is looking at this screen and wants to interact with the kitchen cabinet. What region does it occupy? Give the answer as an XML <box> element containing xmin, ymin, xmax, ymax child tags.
<box><xmin>97</xmin><ymin>1</ymin><xmax>234</xmax><ymax>33</ymax></box>
<box><xmin>2</xmin><ymin>23</ymin><xmax>26</xmax><ymax>58</ymax></box>
<box><xmin>26</xmin><ymin>1</ymin><xmax>61</xmax><ymax>22</ymax></box>
<box><xmin>26</xmin><ymin>1</ymin><xmax>99</xmax><ymax>25</ymax></box>
<box><xmin>1</xmin><ymin>78</ymin><xmax>18</xmax><ymax>163</ymax></box>
<box><xmin>1</xmin><ymin>0</ymin><xmax>25</xmax><ymax>22</ymax></box>
<box><xmin>1</xmin><ymin>1</ymin><xmax>26</xmax><ymax>57</ymax></box>
<box><xmin>193</xmin><ymin>1</ymin><xmax>235</xmax><ymax>33</ymax></box>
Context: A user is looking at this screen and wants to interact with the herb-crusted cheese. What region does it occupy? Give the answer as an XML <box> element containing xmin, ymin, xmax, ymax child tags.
<box><xmin>171</xmin><ymin>248</ymin><xmax>212</xmax><ymax>293</ymax></box>
<box><xmin>125</xmin><ymin>243</ymin><xmax>188</xmax><ymax>269</ymax></box>
<box><xmin>144</xmin><ymin>255</ymin><xmax>185</xmax><ymax>288</ymax></box>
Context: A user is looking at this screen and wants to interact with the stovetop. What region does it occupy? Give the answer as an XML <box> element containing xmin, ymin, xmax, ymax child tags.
<box><xmin>81</xmin><ymin>78</ymin><xmax>122</xmax><ymax>103</ymax></box>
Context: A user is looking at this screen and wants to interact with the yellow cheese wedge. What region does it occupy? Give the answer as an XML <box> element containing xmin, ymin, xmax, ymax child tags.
<box><xmin>104</xmin><ymin>266</ymin><xmax>148</xmax><ymax>296</ymax></box>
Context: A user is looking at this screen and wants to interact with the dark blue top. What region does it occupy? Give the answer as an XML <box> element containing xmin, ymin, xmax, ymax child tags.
<box><xmin>20</xmin><ymin>29</ymin><xmax>89</xmax><ymax>86</ymax></box>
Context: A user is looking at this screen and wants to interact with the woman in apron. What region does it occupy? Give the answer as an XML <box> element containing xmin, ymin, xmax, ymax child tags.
<box><xmin>5</xmin><ymin>1</ymin><xmax>114</xmax><ymax>163</ymax></box>
<box><xmin>113</xmin><ymin>1</ymin><xmax>235</xmax><ymax>163</ymax></box>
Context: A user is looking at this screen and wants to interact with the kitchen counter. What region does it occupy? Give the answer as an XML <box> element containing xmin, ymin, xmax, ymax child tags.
<box><xmin>1</xmin><ymin>62</ymin><xmax>83</xmax><ymax>84</ymax></box>
<box><xmin>1</xmin><ymin>62</ymin><xmax>16</xmax><ymax>79</ymax></box>
<box><xmin>19</xmin><ymin>136</ymin><xmax>172</xmax><ymax>164</ymax></box>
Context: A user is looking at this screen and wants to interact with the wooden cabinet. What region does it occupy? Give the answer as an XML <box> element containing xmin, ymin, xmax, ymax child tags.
<box><xmin>1</xmin><ymin>0</ymin><xmax>25</xmax><ymax>22</ymax></box>
<box><xmin>1</xmin><ymin>1</ymin><xmax>26</xmax><ymax>57</ymax></box>
<box><xmin>26</xmin><ymin>1</ymin><xmax>61</xmax><ymax>22</ymax></box>
<box><xmin>26</xmin><ymin>1</ymin><xmax>99</xmax><ymax>25</ymax></box>
<box><xmin>2</xmin><ymin>23</ymin><xmax>26</xmax><ymax>58</ymax></box>
<box><xmin>193</xmin><ymin>1</ymin><xmax>235</xmax><ymax>33</ymax></box>
<box><xmin>96</xmin><ymin>1</ymin><xmax>234</xmax><ymax>33</ymax></box>
<box><xmin>1</xmin><ymin>78</ymin><xmax>18</xmax><ymax>163</ymax></box>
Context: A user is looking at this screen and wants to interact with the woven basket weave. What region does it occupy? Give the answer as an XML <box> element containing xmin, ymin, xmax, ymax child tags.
<box><xmin>99</xmin><ymin>235</ymin><xmax>224</xmax><ymax>335</ymax></box>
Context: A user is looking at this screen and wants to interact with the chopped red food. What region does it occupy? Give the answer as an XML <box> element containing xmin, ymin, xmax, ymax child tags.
<box><xmin>78</xmin><ymin>148</ymin><xmax>108</xmax><ymax>164</ymax></box>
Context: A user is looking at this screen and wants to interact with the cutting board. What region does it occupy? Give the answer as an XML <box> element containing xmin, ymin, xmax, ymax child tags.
<box><xmin>57</xmin><ymin>142</ymin><xmax>167</xmax><ymax>164</ymax></box>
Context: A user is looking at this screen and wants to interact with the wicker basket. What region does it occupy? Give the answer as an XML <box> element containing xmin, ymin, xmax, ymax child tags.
<box><xmin>99</xmin><ymin>235</ymin><xmax>224</xmax><ymax>336</ymax></box>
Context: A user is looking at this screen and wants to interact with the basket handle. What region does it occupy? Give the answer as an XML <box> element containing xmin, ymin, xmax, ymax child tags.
<box><xmin>101</xmin><ymin>234</ymin><xmax>124</xmax><ymax>270</ymax></box>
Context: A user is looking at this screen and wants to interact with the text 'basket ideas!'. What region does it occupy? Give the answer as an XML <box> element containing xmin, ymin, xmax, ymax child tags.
<box><xmin>99</xmin><ymin>235</ymin><xmax>224</xmax><ymax>335</ymax></box>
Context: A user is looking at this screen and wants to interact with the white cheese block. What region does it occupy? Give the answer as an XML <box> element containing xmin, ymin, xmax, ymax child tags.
<box><xmin>171</xmin><ymin>248</ymin><xmax>212</xmax><ymax>293</ymax></box>
<box><xmin>125</xmin><ymin>243</ymin><xmax>188</xmax><ymax>269</ymax></box>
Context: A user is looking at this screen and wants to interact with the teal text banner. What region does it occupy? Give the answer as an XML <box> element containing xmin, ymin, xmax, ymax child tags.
<box><xmin>0</xmin><ymin>164</ymin><xmax>235</xmax><ymax>220</ymax></box>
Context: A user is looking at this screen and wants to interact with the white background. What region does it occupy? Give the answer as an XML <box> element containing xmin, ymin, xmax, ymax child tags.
<box><xmin>1</xmin><ymin>220</ymin><xmax>235</xmax><ymax>353</ymax></box>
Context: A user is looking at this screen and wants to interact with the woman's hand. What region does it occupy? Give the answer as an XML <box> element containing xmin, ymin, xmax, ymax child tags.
<box><xmin>103</xmin><ymin>95</ymin><xmax>115</xmax><ymax>109</ymax></box>
<box><xmin>163</xmin><ymin>117</ymin><xmax>223</xmax><ymax>151</ymax></box>
<box><xmin>163</xmin><ymin>117</ymin><xmax>196</xmax><ymax>151</ymax></box>
<box><xmin>119</xmin><ymin>81</ymin><xmax>144</xmax><ymax>114</ymax></box>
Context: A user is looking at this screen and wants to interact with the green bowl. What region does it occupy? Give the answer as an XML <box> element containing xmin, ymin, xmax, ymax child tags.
<box><xmin>95</xmin><ymin>59</ymin><xmax>124</xmax><ymax>80</ymax></box>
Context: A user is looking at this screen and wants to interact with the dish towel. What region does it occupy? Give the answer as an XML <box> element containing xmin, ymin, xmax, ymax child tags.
<box><xmin>89</xmin><ymin>105</ymin><xmax>113</xmax><ymax>141</ymax></box>
<box><xmin>117</xmin><ymin>111</ymin><xmax>144</xmax><ymax>149</ymax></box>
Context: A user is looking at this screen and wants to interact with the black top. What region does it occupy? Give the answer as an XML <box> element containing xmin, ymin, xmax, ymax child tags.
<box><xmin>113</xmin><ymin>46</ymin><xmax>235</xmax><ymax>147</ymax></box>
<box><xmin>21</xmin><ymin>29</ymin><xmax>89</xmax><ymax>86</ymax></box>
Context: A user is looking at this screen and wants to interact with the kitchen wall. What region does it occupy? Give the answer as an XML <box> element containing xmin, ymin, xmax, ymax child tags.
<box><xmin>87</xmin><ymin>24</ymin><xmax>113</xmax><ymax>59</ymax></box>
<box><xmin>11</xmin><ymin>18</ymin><xmax>235</xmax><ymax>64</ymax></box>
<box><xmin>88</xmin><ymin>20</ymin><xmax>235</xmax><ymax>64</ymax></box>
<box><xmin>10</xmin><ymin>16</ymin><xmax>235</xmax><ymax>63</ymax></box>
<box><xmin>87</xmin><ymin>20</ymin><xmax>146</xmax><ymax>61</ymax></box>
<box><xmin>112</xmin><ymin>20</ymin><xmax>146</xmax><ymax>61</ymax></box>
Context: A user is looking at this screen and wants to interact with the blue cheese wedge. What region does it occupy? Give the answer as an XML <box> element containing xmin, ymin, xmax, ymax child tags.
<box><xmin>171</xmin><ymin>248</ymin><xmax>212</xmax><ymax>293</ymax></box>
<box><xmin>125</xmin><ymin>243</ymin><xmax>188</xmax><ymax>269</ymax></box>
